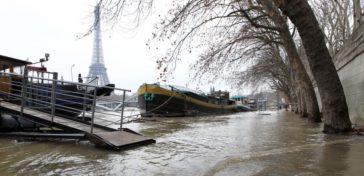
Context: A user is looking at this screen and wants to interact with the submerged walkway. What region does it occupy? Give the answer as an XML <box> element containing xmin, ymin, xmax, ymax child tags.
<box><xmin>0</xmin><ymin>101</ymin><xmax>155</xmax><ymax>150</ymax></box>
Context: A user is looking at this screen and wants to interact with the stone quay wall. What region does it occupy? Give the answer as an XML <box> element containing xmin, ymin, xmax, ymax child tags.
<box><xmin>333</xmin><ymin>23</ymin><xmax>364</xmax><ymax>125</ymax></box>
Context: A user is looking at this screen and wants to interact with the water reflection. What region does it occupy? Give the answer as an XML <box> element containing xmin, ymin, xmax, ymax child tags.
<box><xmin>317</xmin><ymin>136</ymin><xmax>350</xmax><ymax>175</ymax></box>
<box><xmin>0</xmin><ymin>111</ymin><xmax>363</xmax><ymax>175</ymax></box>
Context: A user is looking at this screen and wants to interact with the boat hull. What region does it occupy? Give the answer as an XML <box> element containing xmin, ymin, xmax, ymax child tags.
<box><xmin>138</xmin><ymin>84</ymin><xmax>248</xmax><ymax>117</ymax></box>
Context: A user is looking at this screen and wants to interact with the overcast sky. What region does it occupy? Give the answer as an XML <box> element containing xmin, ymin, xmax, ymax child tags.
<box><xmin>0</xmin><ymin>0</ymin><xmax>248</xmax><ymax>95</ymax></box>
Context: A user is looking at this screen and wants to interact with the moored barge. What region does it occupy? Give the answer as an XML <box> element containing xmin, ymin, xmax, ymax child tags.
<box><xmin>138</xmin><ymin>83</ymin><xmax>250</xmax><ymax>117</ymax></box>
<box><xmin>0</xmin><ymin>54</ymin><xmax>115</xmax><ymax>118</ymax></box>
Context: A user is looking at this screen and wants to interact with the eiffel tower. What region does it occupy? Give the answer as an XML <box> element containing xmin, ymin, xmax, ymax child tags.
<box><xmin>87</xmin><ymin>4</ymin><xmax>110</xmax><ymax>86</ymax></box>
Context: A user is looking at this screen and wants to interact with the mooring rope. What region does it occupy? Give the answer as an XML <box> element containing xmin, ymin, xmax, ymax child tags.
<box><xmin>103</xmin><ymin>90</ymin><xmax>182</xmax><ymax>127</ymax></box>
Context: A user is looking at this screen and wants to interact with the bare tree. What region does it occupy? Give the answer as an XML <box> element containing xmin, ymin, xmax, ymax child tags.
<box><xmin>151</xmin><ymin>0</ymin><xmax>321</xmax><ymax>121</ymax></box>
<box><xmin>81</xmin><ymin>0</ymin><xmax>154</xmax><ymax>38</ymax></box>
<box><xmin>353</xmin><ymin>0</ymin><xmax>363</xmax><ymax>30</ymax></box>
<box><xmin>257</xmin><ymin>0</ymin><xmax>320</xmax><ymax>121</ymax></box>
<box><xmin>274</xmin><ymin>0</ymin><xmax>352</xmax><ymax>133</ymax></box>
<box><xmin>97</xmin><ymin>0</ymin><xmax>353</xmax><ymax>132</ymax></box>
<box><xmin>311</xmin><ymin>0</ymin><xmax>353</xmax><ymax>56</ymax></box>
<box><xmin>234</xmin><ymin>44</ymin><xmax>293</xmax><ymax>101</ymax></box>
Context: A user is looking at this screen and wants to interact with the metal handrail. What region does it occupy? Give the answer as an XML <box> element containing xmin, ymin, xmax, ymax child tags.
<box><xmin>3</xmin><ymin>71</ymin><xmax>131</xmax><ymax>92</ymax></box>
<box><xmin>0</xmin><ymin>89</ymin><xmax>129</xmax><ymax>123</ymax></box>
<box><xmin>0</xmin><ymin>70</ymin><xmax>130</xmax><ymax>134</ymax></box>
<box><xmin>26</xmin><ymin>82</ymin><xmax>89</xmax><ymax>98</ymax></box>
<box><xmin>1</xmin><ymin>81</ymin><xmax>93</xmax><ymax>106</ymax></box>
<box><xmin>1</xmin><ymin>91</ymin><xmax>84</xmax><ymax>115</ymax></box>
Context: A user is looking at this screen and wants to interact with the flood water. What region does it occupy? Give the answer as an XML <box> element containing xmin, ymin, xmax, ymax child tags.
<box><xmin>0</xmin><ymin>111</ymin><xmax>363</xmax><ymax>175</ymax></box>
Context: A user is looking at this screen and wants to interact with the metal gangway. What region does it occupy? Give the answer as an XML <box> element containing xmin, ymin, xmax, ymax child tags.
<box><xmin>0</xmin><ymin>68</ymin><xmax>154</xmax><ymax>150</ymax></box>
<box><xmin>96</xmin><ymin>94</ymin><xmax>138</xmax><ymax>112</ymax></box>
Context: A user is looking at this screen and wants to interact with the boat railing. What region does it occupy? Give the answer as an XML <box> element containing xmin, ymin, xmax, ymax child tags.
<box><xmin>0</xmin><ymin>69</ymin><xmax>131</xmax><ymax>134</ymax></box>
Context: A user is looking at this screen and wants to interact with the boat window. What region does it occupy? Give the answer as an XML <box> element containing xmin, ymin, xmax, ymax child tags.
<box><xmin>1</xmin><ymin>64</ymin><xmax>9</xmax><ymax>72</ymax></box>
<box><xmin>13</xmin><ymin>66</ymin><xmax>23</xmax><ymax>74</ymax></box>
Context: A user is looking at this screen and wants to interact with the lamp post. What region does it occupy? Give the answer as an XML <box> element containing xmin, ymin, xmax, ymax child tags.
<box><xmin>71</xmin><ymin>64</ymin><xmax>75</xmax><ymax>82</ymax></box>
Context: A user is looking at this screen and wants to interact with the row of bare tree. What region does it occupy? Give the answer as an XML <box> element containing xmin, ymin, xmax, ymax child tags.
<box><xmin>97</xmin><ymin>0</ymin><xmax>363</xmax><ymax>133</ymax></box>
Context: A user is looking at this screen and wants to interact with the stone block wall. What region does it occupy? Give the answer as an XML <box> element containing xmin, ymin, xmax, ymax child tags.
<box><xmin>333</xmin><ymin>23</ymin><xmax>364</xmax><ymax>125</ymax></box>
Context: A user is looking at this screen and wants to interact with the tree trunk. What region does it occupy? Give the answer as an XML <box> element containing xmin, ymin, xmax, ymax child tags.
<box><xmin>258</xmin><ymin>0</ymin><xmax>321</xmax><ymax>122</ymax></box>
<box><xmin>296</xmin><ymin>88</ymin><xmax>303</xmax><ymax>115</ymax></box>
<box><xmin>287</xmin><ymin>41</ymin><xmax>320</xmax><ymax>121</ymax></box>
<box><xmin>289</xmin><ymin>87</ymin><xmax>298</xmax><ymax>112</ymax></box>
<box><xmin>297</xmin><ymin>89</ymin><xmax>308</xmax><ymax>117</ymax></box>
<box><xmin>303</xmin><ymin>86</ymin><xmax>321</xmax><ymax>122</ymax></box>
<box><xmin>301</xmin><ymin>90</ymin><xmax>308</xmax><ymax>117</ymax></box>
<box><xmin>274</xmin><ymin>0</ymin><xmax>351</xmax><ymax>133</ymax></box>
<box><xmin>353</xmin><ymin>0</ymin><xmax>362</xmax><ymax>30</ymax></box>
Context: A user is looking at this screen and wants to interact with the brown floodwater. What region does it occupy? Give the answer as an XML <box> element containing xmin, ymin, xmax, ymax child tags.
<box><xmin>0</xmin><ymin>111</ymin><xmax>363</xmax><ymax>175</ymax></box>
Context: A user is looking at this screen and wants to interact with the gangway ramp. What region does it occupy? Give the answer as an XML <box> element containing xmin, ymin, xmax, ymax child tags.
<box><xmin>1</xmin><ymin>101</ymin><xmax>155</xmax><ymax>150</ymax></box>
<box><xmin>88</xmin><ymin>130</ymin><xmax>156</xmax><ymax>150</ymax></box>
<box><xmin>0</xmin><ymin>66</ymin><xmax>155</xmax><ymax>150</ymax></box>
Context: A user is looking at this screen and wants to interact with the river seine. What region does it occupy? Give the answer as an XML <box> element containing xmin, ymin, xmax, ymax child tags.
<box><xmin>0</xmin><ymin>111</ymin><xmax>363</xmax><ymax>175</ymax></box>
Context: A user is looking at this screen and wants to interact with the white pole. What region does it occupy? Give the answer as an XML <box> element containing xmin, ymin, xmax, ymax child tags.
<box><xmin>70</xmin><ymin>64</ymin><xmax>75</xmax><ymax>82</ymax></box>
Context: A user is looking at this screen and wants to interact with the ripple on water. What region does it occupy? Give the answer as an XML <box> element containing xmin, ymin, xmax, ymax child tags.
<box><xmin>203</xmin><ymin>138</ymin><xmax>358</xmax><ymax>176</ymax></box>
<box><xmin>0</xmin><ymin>111</ymin><xmax>363</xmax><ymax>175</ymax></box>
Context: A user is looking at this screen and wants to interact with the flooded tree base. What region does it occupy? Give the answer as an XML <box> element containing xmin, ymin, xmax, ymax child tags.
<box><xmin>323</xmin><ymin>124</ymin><xmax>353</xmax><ymax>134</ymax></box>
